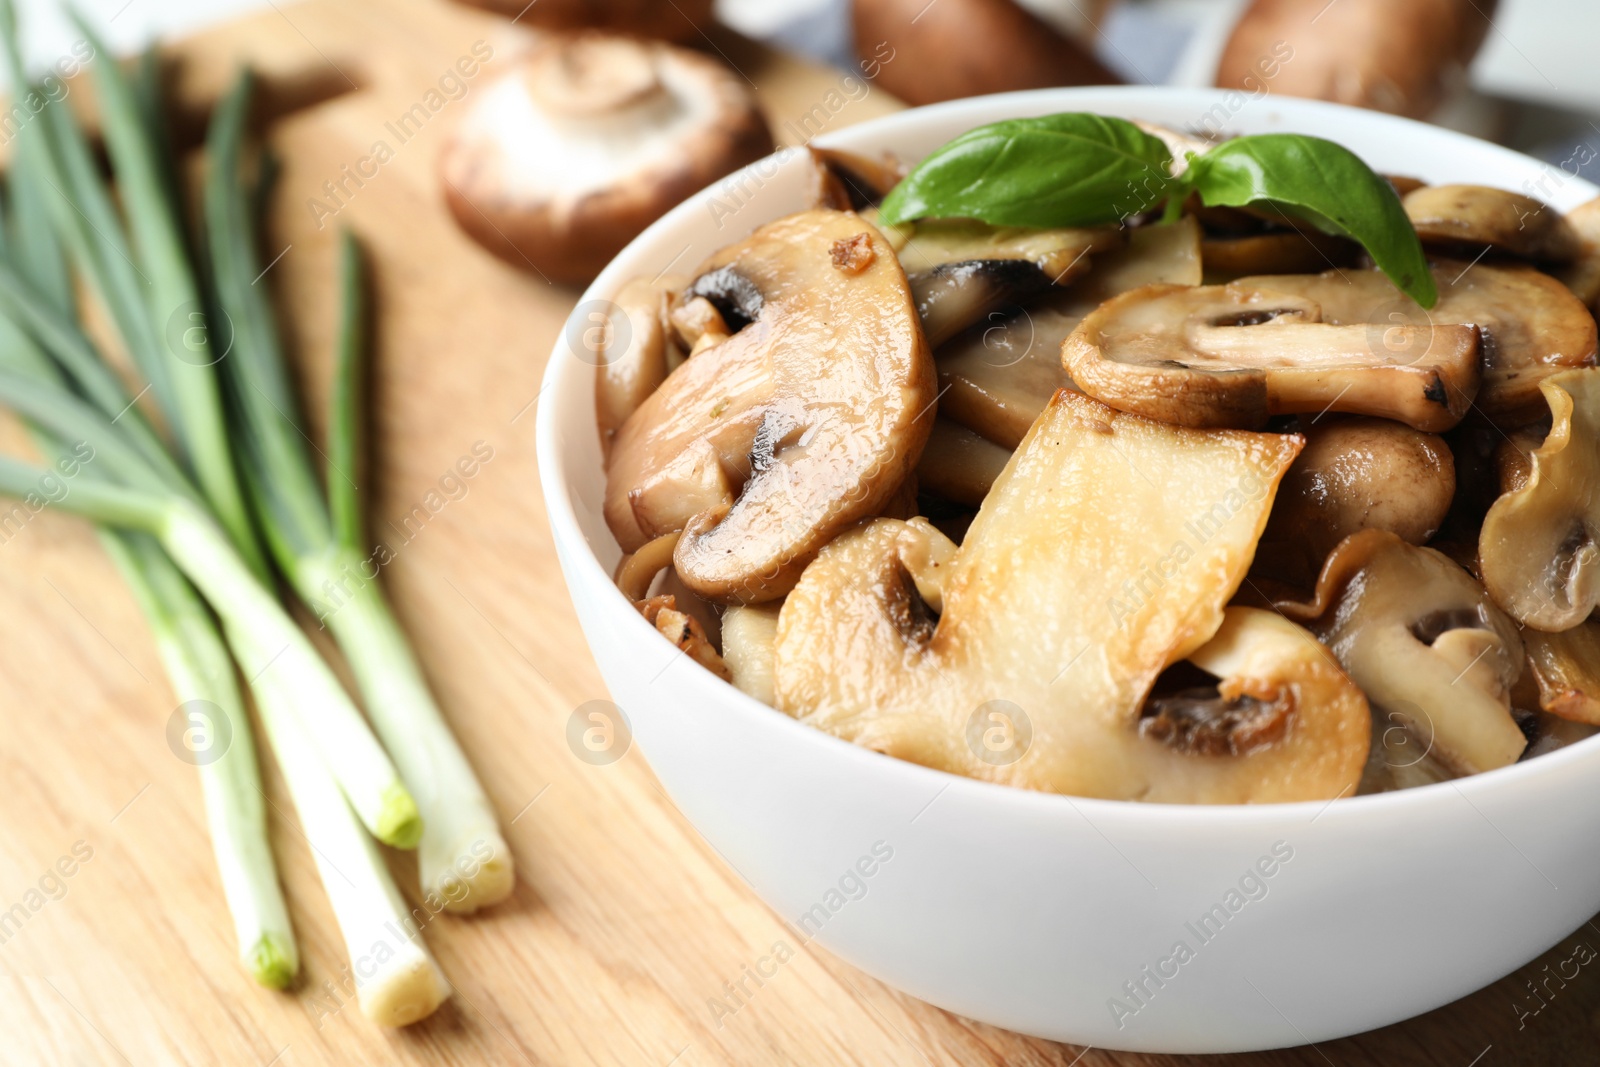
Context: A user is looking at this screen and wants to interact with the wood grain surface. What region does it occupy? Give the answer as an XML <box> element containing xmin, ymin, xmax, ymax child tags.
<box><xmin>0</xmin><ymin>0</ymin><xmax>1596</xmax><ymax>1063</ymax></box>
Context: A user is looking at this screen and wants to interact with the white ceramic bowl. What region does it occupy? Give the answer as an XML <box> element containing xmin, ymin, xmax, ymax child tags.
<box><xmin>536</xmin><ymin>87</ymin><xmax>1600</xmax><ymax>1054</ymax></box>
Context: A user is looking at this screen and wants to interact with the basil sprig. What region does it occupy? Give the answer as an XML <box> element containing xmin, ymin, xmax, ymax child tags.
<box><xmin>878</xmin><ymin>113</ymin><xmax>1437</xmax><ymax>308</ymax></box>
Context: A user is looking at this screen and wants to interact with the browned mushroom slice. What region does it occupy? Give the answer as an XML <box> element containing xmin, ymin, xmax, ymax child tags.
<box><xmin>1232</xmin><ymin>262</ymin><xmax>1598</xmax><ymax>426</ymax></box>
<box><xmin>596</xmin><ymin>275</ymin><xmax>687</xmax><ymax>456</ymax></box>
<box><xmin>774</xmin><ymin>390</ymin><xmax>1366</xmax><ymax>802</ymax></box>
<box><xmin>1279</xmin><ymin>529</ymin><xmax>1526</xmax><ymax>775</ymax></box>
<box><xmin>1201</xmin><ymin>230</ymin><xmax>1359</xmax><ymax>277</ymax></box>
<box><xmin>1480</xmin><ymin>368</ymin><xmax>1600</xmax><ymax>631</ymax></box>
<box><xmin>721</xmin><ymin>603</ymin><xmax>782</xmax><ymax>705</ymax></box>
<box><xmin>605</xmin><ymin>209</ymin><xmax>936</xmax><ymax>603</ymax></box>
<box><xmin>1524</xmin><ymin>623</ymin><xmax>1600</xmax><ymax>725</ymax></box>
<box><xmin>1557</xmin><ymin>196</ymin><xmax>1600</xmax><ymax>312</ymax></box>
<box><xmin>937</xmin><ymin>218</ymin><xmax>1202</xmax><ymax>448</ymax></box>
<box><xmin>914</xmin><ymin>419</ymin><xmax>1013</xmax><ymax>507</ymax></box>
<box><xmin>1259</xmin><ymin>417</ymin><xmax>1455</xmax><ymax>587</ymax></box>
<box><xmin>1063</xmin><ymin>280</ymin><xmax>1480</xmax><ymax>432</ymax></box>
<box><xmin>807</xmin><ymin>147</ymin><xmax>908</xmax><ymax>212</ymax></box>
<box><xmin>1403</xmin><ymin>184</ymin><xmax>1580</xmax><ymax>263</ymax></box>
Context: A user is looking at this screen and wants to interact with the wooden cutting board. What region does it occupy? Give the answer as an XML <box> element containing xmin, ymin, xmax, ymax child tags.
<box><xmin>0</xmin><ymin>0</ymin><xmax>1595</xmax><ymax>1063</ymax></box>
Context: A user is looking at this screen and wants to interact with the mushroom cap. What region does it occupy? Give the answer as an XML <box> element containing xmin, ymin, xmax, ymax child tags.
<box><xmin>604</xmin><ymin>209</ymin><xmax>936</xmax><ymax>603</ymax></box>
<box><xmin>937</xmin><ymin>217</ymin><xmax>1203</xmax><ymax>449</ymax></box>
<box><xmin>1403</xmin><ymin>184</ymin><xmax>1580</xmax><ymax>263</ymax></box>
<box><xmin>1280</xmin><ymin>529</ymin><xmax>1526</xmax><ymax>775</ymax></box>
<box><xmin>1480</xmin><ymin>368</ymin><xmax>1600</xmax><ymax>631</ymax></box>
<box><xmin>1235</xmin><ymin>262</ymin><xmax>1597</xmax><ymax>427</ymax></box>
<box><xmin>1062</xmin><ymin>278</ymin><xmax>1481</xmax><ymax>432</ymax></box>
<box><xmin>774</xmin><ymin>389</ymin><xmax>1366</xmax><ymax>803</ymax></box>
<box><xmin>1261</xmin><ymin>417</ymin><xmax>1456</xmax><ymax>584</ymax></box>
<box><xmin>440</xmin><ymin>34</ymin><xmax>773</xmax><ymax>284</ymax></box>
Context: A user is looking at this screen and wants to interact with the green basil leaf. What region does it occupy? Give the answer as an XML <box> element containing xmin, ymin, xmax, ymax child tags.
<box><xmin>878</xmin><ymin>113</ymin><xmax>1175</xmax><ymax>229</ymax></box>
<box><xmin>1183</xmin><ymin>134</ymin><xmax>1437</xmax><ymax>307</ymax></box>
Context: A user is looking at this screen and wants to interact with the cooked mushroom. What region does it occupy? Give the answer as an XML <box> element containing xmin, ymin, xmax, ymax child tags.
<box><xmin>613</xmin><ymin>531</ymin><xmax>730</xmax><ymax>680</ymax></box>
<box><xmin>1230</xmin><ymin>262</ymin><xmax>1596</xmax><ymax>426</ymax></box>
<box><xmin>1520</xmin><ymin>707</ymin><xmax>1600</xmax><ymax>759</ymax></box>
<box><xmin>1201</xmin><ymin>230</ymin><xmax>1360</xmax><ymax>277</ymax></box>
<box><xmin>1062</xmin><ymin>278</ymin><xmax>1481</xmax><ymax>432</ymax></box>
<box><xmin>450</xmin><ymin>0</ymin><xmax>714</xmax><ymax>42</ymax></box>
<box><xmin>1524</xmin><ymin>624</ymin><xmax>1600</xmax><ymax>725</ymax></box>
<box><xmin>1403</xmin><ymin>184</ymin><xmax>1580</xmax><ymax>263</ymax></box>
<box><xmin>596</xmin><ymin>275</ymin><xmax>686</xmax><ymax>455</ymax></box>
<box><xmin>721</xmin><ymin>604</ymin><xmax>782</xmax><ymax>705</ymax></box>
<box><xmin>914</xmin><ymin>419</ymin><xmax>1013</xmax><ymax>507</ymax></box>
<box><xmin>773</xmin><ymin>389</ymin><xmax>1368</xmax><ymax>802</ymax></box>
<box><xmin>440</xmin><ymin>33</ymin><xmax>774</xmax><ymax>284</ymax></box>
<box><xmin>1260</xmin><ymin>417</ymin><xmax>1455</xmax><ymax>586</ymax></box>
<box><xmin>1279</xmin><ymin>529</ymin><xmax>1526</xmax><ymax>774</ymax></box>
<box><xmin>938</xmin><ymin>217</ymin><xmax>1201</xmax><ymax>448</ymax></box>
<box><xmin>1557</xmin><ymin>196</ymin><xmax>1600</xmax><ymax>312</ymax></box>
<box><xmin>808</xmin><ymin>147</ymin><xmax>907</xmax><ymax>213</ymax></box>
<box><xmin>605</xmin><ymin>209</ymin><xmax>936</xmax><ymax>603</ymax></box>
<box><xmin>1479</xmin><ymin>368</ymin><xmax>1600</xmax><ymax>631</ymax></box>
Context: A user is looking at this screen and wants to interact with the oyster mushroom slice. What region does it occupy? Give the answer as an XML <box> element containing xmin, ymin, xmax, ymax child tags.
<box><xmin>1403</xmin><ymin>184</ymin><xmax>1580</xmax><ymax>263</ymax></box>
<box><xmin>938</xmin><ymin>217</ymin><xmax>1202</xmax><ymax>449</ymax></box>
<box><xmin>1281</xmin><ymin>529</ymin><xmax>1527</xmax><ymax>775</ymax></box>
<box><xmin>774</xmin><ymin>390</ymin><xmax>1366</xmax><ymax>803</ymax></box>
<box><xmin>1063</xmin><ymin>281</ymin><xmax>1480</xmax><ymax>432</ymax></box>
<box><xmin>605</xmin><ymin>209</ymin><xmax>935</xmax><ymax>603</ymax></box>
<box><xmin>1237</xmin><ymin>262</ymin><xmax>1599</xmax><ymax>427</ymax></box>
<box><xmin>1480</xmin><ymin>368</ymin><xmax>1600</xmax><ymax>631</ymax></box>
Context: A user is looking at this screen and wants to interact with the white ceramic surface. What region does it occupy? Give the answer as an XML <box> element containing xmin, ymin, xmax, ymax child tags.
<box><xmin>536</xmin><ymin>87</ymin><xmax>1600</xmax><ymax>1054</ymax></box>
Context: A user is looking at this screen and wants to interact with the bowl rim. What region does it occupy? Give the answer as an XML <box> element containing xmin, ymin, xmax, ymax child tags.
<box><xmin>537</xmin><ymin>84</ymin><xmax>1600</xmax><ymax>826</ymax></box>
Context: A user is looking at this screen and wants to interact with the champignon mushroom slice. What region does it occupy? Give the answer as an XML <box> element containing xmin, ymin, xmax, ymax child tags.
<box><xmin>915</xmin><ymin>420</ymin><xmax>1013</xmax><ymax>508</ymax></box>
<box><xmin>1235</xmin><ymin>262</ymin><xmax>1597</xmax><ymax>427</ymax></box>
<box><xmin>1403</xmin><ymin>184</ymin><xmax>1580</xmax><ymax>263</ymax></box>
<box><xmin>722</xmin><ymin>603</ymin><xmax>782</xmax><ymax>705</ymax></box>
<box><xmin>773</xmin><ymin>390</ymin><xmax>1365</xmax><ymax>802</ymax></box>
<box><xmin>605</xmin><ymin>209</ymin><xmax>935</xmax><ymax>603</ymax></box>
<box><xmin>807</xmin><ymin>147</ymin><xmax>908</xmax><ymax>212</ymax></box>
<box><xmin>1523</xmin><ymin>623</ymin><xmax>1600</xmax><ymax>725</ymax></box>
<box><xmin>597</xmin><ymin>275</ymin><xmax>687</xmax><ymax>456</ymax></box>
<box><xmin>439</xmin><ymin>33</ymin><xmax>774</xmax><ymax>284</ymax></box>
<box><xmin>1063</xmin><ymin>280</ymin><xmax>1480</xmax><ymax>432</ymax></box>
<box><xmin>1201</xmin><ymin>231</ymin><xmax>1359</xmax><ymax>277</ymax></box>
<box><xmin>1279</xmin><ymin>529</ymin><xmax>1526</xmax><ymax>775</ymax></box>
<box><xmin>938</xmin><ymin>218</ymin><xmax>1202</xmax><ymax>448</ymax></box>
<box><xmin>1556</xmin><ymin>196</ymin><xmax>1600</xmax><ymax>312</ymax></box>
<box><xmin>1259</xmin><ymin>417</ymin><xmax>1455</xmax><ymax>587</ymax></box>
<box><xmin>1479</xmin><ymin>368</ymin><xmax>1600</xmax><ymax>631</ymax></box>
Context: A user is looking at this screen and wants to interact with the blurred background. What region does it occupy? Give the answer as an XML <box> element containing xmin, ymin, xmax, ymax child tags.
<box><xmin>15</xmin><ymin>0</ymin><xmax>1599</xmax><ymax>182</ymax></box>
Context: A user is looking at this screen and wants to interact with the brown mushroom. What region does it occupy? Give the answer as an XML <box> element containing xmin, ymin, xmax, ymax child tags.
<box><xmin>808</xmin><ymin>147</ymin><xmax>907</xmax><ymax>213</ymax></box>
<box><xmin>596</xmin><ymin>275</ymin><xmax>686</xmax><ymax>455</ymax></box>
<box><xmin>1279</xmin><ymin>529</ymin><xmax>1526</xmax><ymax>774</ymax></box>
<box><xmin>449</xmin><ymin>0</ymin><xmax>715</xmax><ymax>42</ymax></box>
<box><xmin>937</xmin><ymin>217</ymin><xmax>1202</xmax><ymax>448</ymax></box>
<box><xmin>1062</xmin><ymin>278</ymin><xmax>1481</xmax><ymax>432</ymax></box>
<box><xmin>605</xmin><ymin>209</ymin><xmax>935</xmax><ymax>603</ymax></box>
<box><xmin>1479</xmin><ymin>368</ymin><xmax>1600</xmax><ymax>631</ymax></box>
<box><xmin>1260</xmin><ymin>417</ymin><xmax>1456</xmax><ymax>586</ymax></box>
<box><xmin>774</xmin><ymin>389</ymin><xmax>1367</xmax><ymax>802</ymax></box>
<box><xmin>914</xmin><ymin>419</ymin><xmax>1013</xmax><ymax>507</ymax></box>
<box><xmin>1403</xmin><ymin>184</ymin><xmax>1580</xmax><ymax>263</ymax></box>
<box><xmin>851</xmin><ymin>0</ymin><xmax>1120</xmax><ymax>108</ymax></box>
<box><xmin>440</xmin><ymin>34</ymin><xmax>774</xmax><ymax>284</ymax></box>
<box><xmin>1557</xmin><ymin>196</ymin><xmax>1600</xmax><ymax>312</ymax></box>
<box><xmin>1230</xmin><ymin>262</ymin><xmax>1597</xmax><ymax>426</ymax></box>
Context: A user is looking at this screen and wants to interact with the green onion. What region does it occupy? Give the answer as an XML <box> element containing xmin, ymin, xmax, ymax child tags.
<box><xmin>207</xmin><ymin>73</ymin><xmax>513</xmax><ymax>912</ymax></box>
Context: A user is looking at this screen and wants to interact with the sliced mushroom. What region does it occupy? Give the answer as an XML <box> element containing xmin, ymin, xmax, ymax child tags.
<box><xmin>1524</xmin><ymin>623</ymin><xmax>1600</xmax><ymax>725</ymax></box>
<box><xmin>597</xmin><ymin>275</ymin><xmax>687</xmax><ymax>455</ymax></box>
<box><xmin>1479</xmin><ymin>368</ymin><xmax>1600</xmax><ymax>631</ymax></box>
<box><xmin>1233</xmin><ymin>262</ymin><xmax>1597</xmax><ymax>426</ymax></box>
<box><xmin>605</xmin><ymin>209</ymin><xmax>935</xmax><ymax>603</ymax></box>
<box><xmin>883</xmin><ymin>215</ymin><xmax>1124</xmax><ymax>347</ymax></box>
<box><xmin>774</xmin><ymin>390</ymin><xmax>1367</xmax><ymax>802</ymax></box>
<box><xmin>638</xmin><ymin>595</ymin><xmax>730</xmax><ymax>681</ymax></box>
<box><xmin>721</xmin><ymin>603</ymin><xmax>782</xmax><ymax>705</ymax></box>
<box><xmin>914</xmin><ymin>419</ymin><xmax>1013</xmax><ymax>507</ymax></box>
<box><xmin>1063</xmin><ymin>279</ymin><xmax>1481</xmax><ymax>432</ymax></box>
<box><xmin>808</xmin><ymin>147</ymin><xmax>907</xmax><ymax>212</ymax></box>
<box><xmin>1201</xmin><ymin>230</ymin><xmax>1359</xmax><ymax>277</ymax></box>
<box><xmin>938</xmin><ymin>217</ymin><xmax>1202</xmax><ymax>448</ymax></box>
<box><xmin>1556</xmin><ymin>196</ymin><xmax>1600</xmax><ymax>312</ymax></box>
<box><xmin>1279</xmin><ymin>529</ymin><xmax>1526</xmax><ymax>775</ymax></box>
<box><xmin>1403</xmin><ymin>184</ymin><xmax>1580</xmax><ymax>263</ymax></box>
<box><xmin>1259</xmin><ymin>417</ymin><xmax>1455</xmax><ymax>586</ymax></box>
<box><xmin>440</xmin><ymin>34</ymin><xmax>774</xmax><ymax>284</ymax></box>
